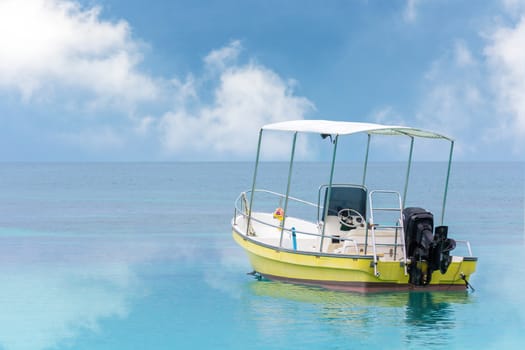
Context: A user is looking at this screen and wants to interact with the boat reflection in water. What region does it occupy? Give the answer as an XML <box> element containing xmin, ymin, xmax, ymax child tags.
<box><xmin>404</xmin><ymin>291</ymin><xmax>468</xmax><ymax>347</ymax></box>
<box><xmin>248</xmin><ymin>280</ymin><xmax>471</xmax><ymax>347</ymax></box>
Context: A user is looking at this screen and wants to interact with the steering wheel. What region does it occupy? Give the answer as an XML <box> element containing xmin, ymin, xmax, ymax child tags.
<box><xmin>337</xmin><ymin>208</ymin><xmax>366</xmax><ymax>230</ymax></box>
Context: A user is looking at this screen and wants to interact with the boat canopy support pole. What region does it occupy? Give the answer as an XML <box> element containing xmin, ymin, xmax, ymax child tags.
<box><xmin>320</xmin><ymin>134</ymin><xmax>339</xmax><ymax>253</ymax></box>
<box><xmin>362</xmin><ymin>134</ymin><xmax>371</xmax><ymax>254</ymax></box>
<box><xmin>362</xmin><ymin>134</ymin><xmax>371</xmax><ymax>186</ymax></box>
<box><xmin>246</xmin><ymin>129</ymin><xmax>263</xmax><ymax>235</ymax></box>
<box><xmin>402</xmin><ymin>136</ymin><xmax>415</xmax><ymax>206</ymax></box>
<box><xmin>441</xmin><ymin>140</ymin><xmax>454</xmax><ymax>225</ymax></box>
<box><xmin>279</xmin><ymin>132</ymin><xmax>298</xmax><ymax>247</ymax></box>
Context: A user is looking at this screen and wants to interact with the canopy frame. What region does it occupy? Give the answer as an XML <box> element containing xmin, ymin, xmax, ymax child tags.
<box><xmin>247</xmin><ymin>120</ymin><xmax>454</xmax><ymax>238</ymax></box>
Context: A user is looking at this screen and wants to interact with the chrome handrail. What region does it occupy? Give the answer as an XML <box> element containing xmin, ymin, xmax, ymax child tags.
<box><xmin>455</xmin><ymin>239</ymin><xmax>473</xmax><ymax>257</ymax></box>
<box><xmin>234</xmin><ymin>189</ymin><xmax>320</xmax><ymax>217</ymax></box>
<box><xmin>368</xmin><ymin>189</ymin><xmax>406</xmax><ymax>277</ymax></box>
<box><xmin>233</xmin><ymin>190</ymin><xmax>369</xmax><ymax>256</ymax></box>
<box><xmin>234</xmin><ymin>188</ymin><xmax>475</xmax><ymax>260</ymax></box>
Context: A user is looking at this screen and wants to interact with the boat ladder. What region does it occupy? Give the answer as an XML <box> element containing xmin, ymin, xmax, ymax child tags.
<box><xmin>368</xmin><ymin>190</ymin><xmax>408</xmax><ymax>277</ymax></box>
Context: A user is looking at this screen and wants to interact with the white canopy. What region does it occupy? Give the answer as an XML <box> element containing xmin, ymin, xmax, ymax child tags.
<box><xmin>262</xmin><ymin>120</ymin><xmax>453</xmax><ymax>141</ymax></box>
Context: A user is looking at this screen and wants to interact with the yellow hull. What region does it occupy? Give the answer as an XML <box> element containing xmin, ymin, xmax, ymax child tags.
<box><xmin>233</xmin><ymin>229</ymin><xmax>477</xmax><ymax>293</ymax></box>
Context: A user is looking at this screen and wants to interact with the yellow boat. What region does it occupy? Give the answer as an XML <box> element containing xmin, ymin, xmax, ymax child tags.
<box><xmin>232</xmin><ymin>120</ymin><xmax>477</xmax><ymax>293</ymax></box>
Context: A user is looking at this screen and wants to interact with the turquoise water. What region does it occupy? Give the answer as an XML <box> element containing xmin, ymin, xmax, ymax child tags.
<box><xmin>0</xmin><ymin>162</ymin><xmax>523</xmax><ymax>350</ymax></box>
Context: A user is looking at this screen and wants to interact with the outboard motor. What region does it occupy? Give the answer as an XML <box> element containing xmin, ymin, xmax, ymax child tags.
<box><xmin>403</xmin><ymin>207</ymin><xmax>434</xmax><ymax>286</ymax></box>
<box><xmin>403</xmin><ymin>207</ymin><xmax>457</xmax><ymax>286</ymax></box>
<box><xmin>431</xmin><ymin>226</ymin><xmax>456</xmax><ymax>274</ymax></box>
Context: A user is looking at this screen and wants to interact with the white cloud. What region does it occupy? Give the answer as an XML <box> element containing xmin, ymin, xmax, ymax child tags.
<box><xmin>0</xmin><ymin>0</ymin><xmax>158</xmax><ymax>104</ymax></box>
<box><xmin>419</xmin><ymin>84</ymin><xmax>482</xmax><ymax>130</ymax></box>
<box><xmin>403</xmin><ymin>0</ymin><xmax>421</xmax><ymax>22</ymax></box>
<box><xmin>159</xmin><ymin>42</ymin><xmax>315</xmax><ymax>159</ymax></box>
<box><xmin>135</xmin><ymin>115</ymin><xmax>156</xmax><ymax>135</ymax></box>
<box><xmin>484</xmin><ymin>15</ymin><xmax>525</xmax><ymax>137</ymax></box>
<box><xmin>454</xmin><ymin>40</ymin><xmax>475</xmax><ymax>67</ymax></box>
<box><xmin>371</xmin><ymin>106</ymin><xmax>407</xmax><ymax>126</ymax></box>
<box><xmin>0</xmin><ymin>2</ymin><xmax>314</xmax><ymax>159</ymax></box>
<box><xmin>502</xmin><ymin>0</ymin><xmax>525</xmax><ymax>14</ymax></box>
<box><xmin>410</xmin><ymin>6</ymin><xmax>525</xmax><ymax>159</ymax></box>
<box><xmin>418</xmin><ymin>45</ymin><xmax>483</xmax><ymax>129</ymax></box>
<box><xmin>204</xmin><ymin>39</ymin><xmax>242</xmax><ymax>72</ymax></box>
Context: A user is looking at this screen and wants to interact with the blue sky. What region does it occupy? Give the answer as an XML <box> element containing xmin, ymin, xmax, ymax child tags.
<box><xmin>1</xmin><ymin>0</ymin><xmax>524</xmax><ymax>161</ymax></box>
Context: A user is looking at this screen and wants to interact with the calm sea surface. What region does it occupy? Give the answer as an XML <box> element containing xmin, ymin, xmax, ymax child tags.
<box><xmin>0</xmin><ymin>162</ymin><xmax>523</xmax><ymax>350</ymax></box>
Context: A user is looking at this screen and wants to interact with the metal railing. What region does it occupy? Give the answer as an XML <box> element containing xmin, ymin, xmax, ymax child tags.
<box><xmin>233</xmin><ymin>189</ymin><xmax>361</xmax><ymax>256</ymax></box>
<box><xmin>234</xmin><ymin>189</ymin><xmax>319</xmax><ymax>222</ymax></box>
<box><xmin>233</xmin><ymin>189</ymin><xmax>474</xmax><ymax>262</ymax></box>
<box><xmin>368</xmin><ymin>190</ymin><xmax>407</xmax><ymax>277</ymax></box>
<box><xmin>454</xmin><ymin>239</ymin><xmax>474</xmax><ymax>257</ymax></box>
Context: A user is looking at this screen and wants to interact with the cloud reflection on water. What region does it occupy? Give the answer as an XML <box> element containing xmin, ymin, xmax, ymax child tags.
<box><xmin>0</xmin><ymin>234</ymin><xmax>166</xmax><ymax>350</ymax></box>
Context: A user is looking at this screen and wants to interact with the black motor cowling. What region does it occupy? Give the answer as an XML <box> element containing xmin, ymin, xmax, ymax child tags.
<box><xmin>403</xmin><ymin>207</ymin><xmax>456</xmax><ymax>286</ymax></box>
<box><xmin>431</xmin><ymin>225</ymin><xmax>456</xmax><ymax>274</ymax></box>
